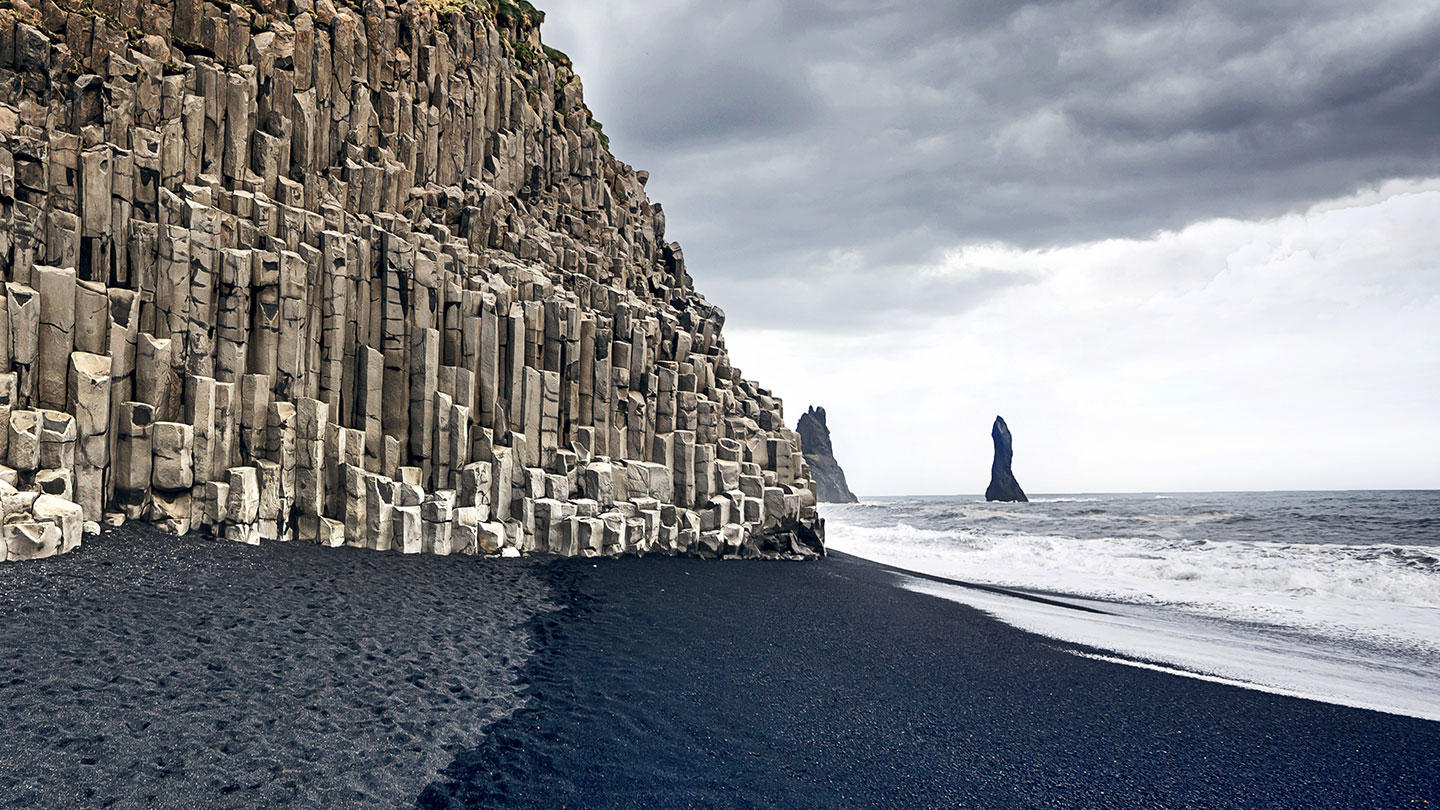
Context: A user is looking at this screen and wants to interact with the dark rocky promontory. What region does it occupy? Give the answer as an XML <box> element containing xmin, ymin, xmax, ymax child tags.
<box><xmin>985</xmin><ymin>416</ymin><xmax>1028</xmax><ymax>502</ymax></box>
<box><xmin>796</xmin><ymin>407</ymin><xmax>858</xmax><ymax>503</ymax></box>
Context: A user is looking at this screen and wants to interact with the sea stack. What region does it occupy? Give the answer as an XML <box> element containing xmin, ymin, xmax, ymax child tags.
<box><xmin>985</xmin><ymin>416</ymin><xmax>1028</xmax><ymax>503</ymax></box>
<box><xmin>0</xmin><ymin>1</ymin><xmax>824</xmax><ymax>562</ymax></box>
<box><xmin>796</xmin><ymin>406</ymin><xmax>858</xmax><ymax>504</ymax></box>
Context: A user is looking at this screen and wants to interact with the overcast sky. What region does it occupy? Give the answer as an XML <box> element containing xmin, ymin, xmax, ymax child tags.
<box><xmin>539</xmin><ymin>0</ymin><xmax>1440</xmax><ymax>495</ymax></box>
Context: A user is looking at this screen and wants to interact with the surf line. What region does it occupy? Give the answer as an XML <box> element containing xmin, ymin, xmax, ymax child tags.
<box><xmin>885</xmin><ymin>566</ymin><xmax>1114</xmax><ymax>615</ymax></box>
<box><xmin>1066</xmin><ymin>651</ymin><xmax>1439</xmax><ymax>722</ymax></box>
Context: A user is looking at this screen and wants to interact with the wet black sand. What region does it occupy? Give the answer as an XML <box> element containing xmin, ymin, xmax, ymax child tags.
<box><xmin>2</xmin><ymin>532</ymin><xmax>1437</xmax><ymax>808</ymax></box>
<box><xmin>419</xmin><ymin>553</ymin><xmax>1440</xmax><ymax>809</ymax></box>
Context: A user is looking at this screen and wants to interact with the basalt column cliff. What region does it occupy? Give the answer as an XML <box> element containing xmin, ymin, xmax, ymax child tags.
<box><xmin>0</xmin><ymin>0</ymin><xmax>824</xmax><ymax>562</ymax></box>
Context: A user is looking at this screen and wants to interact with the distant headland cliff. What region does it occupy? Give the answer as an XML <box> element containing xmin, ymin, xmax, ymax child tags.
<box><xmin>985</xmin><ymin>416</ymin><xmax>1027</xmax><ymax>503</ymax></box>
<box><xmin>796</xmin><ymin>406</ymin><xmax>856</xmax><ymax>504</ymax></box>
<box><xmin>0</xmin><ymin>0</ymin><xmax>823</xmax><ymax>562</ymax></box>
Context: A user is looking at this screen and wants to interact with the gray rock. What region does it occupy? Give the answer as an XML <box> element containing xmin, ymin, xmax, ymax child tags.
<box><xmin>151</xmin><ymin>422</ymin><xmax>194</xmax><ymax>492</ymax></box>
<box><xmin>0</xmin><ymin>1</ymin><xmax>825</xmax><ymax>564</ymax></box>
<box><xmin>985</xmin><ymin>416</ymin><xmax>1028</xmax><ymax>503</ymax></box>
<box><xmin>796</xmin><ymin>406</ymin><xmax>858</xmax><ymax>504</ymax></box>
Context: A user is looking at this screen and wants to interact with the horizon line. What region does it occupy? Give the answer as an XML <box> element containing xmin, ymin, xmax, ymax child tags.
<box><xmin>847</xmin><ymin>488</ymin><xmax>1439</xmax><ymax>499</ymax></box>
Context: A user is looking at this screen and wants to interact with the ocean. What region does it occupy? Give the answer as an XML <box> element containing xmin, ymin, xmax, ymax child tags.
<box><xmin>825</xmin><ymin>491</ymin><xmax>1440</xmax><ymax>721</ymax></box>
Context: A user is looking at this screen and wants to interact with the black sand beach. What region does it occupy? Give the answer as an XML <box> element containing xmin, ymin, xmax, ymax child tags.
<box><xmin>2</xmin><ymin>530</ymin><xmax>1436</xmax><ymax>809</ymax></box>
<box><xmin>0</xmin><ymin>526</ymin><xmax>551</xmax><ymax>807</ymax></box>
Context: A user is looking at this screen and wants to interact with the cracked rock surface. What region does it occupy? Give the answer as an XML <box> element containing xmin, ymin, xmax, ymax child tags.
<box><xmin>0</xmin><ymin>0</ymin><xmax>822</xmax><ymax>562</ymax></box>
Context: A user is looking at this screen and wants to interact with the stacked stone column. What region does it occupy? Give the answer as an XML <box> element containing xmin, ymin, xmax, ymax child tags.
<box><xmin>0</xmin><ymin>0</ymin><xmax>824</xmax><ymax>563</ymax></box>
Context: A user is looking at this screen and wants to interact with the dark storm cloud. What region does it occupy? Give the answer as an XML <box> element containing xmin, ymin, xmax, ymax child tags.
<box><xmin>610</xmin><ymin>61</ymin><xmax>818</xmax><ymax>148</ymax></box>
<box><xmin>540</xmin><ymin>0</ymin><xmax>1440</xmax><ymax>329</ymax></box>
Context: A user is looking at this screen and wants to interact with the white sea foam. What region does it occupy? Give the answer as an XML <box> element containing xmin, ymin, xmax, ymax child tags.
<box><xmin>827</xmin><ymin>519</ymin><xmax>1440</xmax><ymax>652</ymax></box>
<box><xmin>828</xmin><ymin>511</ymin><xmax>1440</xmax><ymax>720</ymax></box>
<box><xmin>900</xmin><ymin>577</ymin><xmax>1440</xmax><ymax>722</ymax></box>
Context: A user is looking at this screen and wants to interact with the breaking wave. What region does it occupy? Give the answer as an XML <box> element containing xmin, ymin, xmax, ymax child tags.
<box><xmin>825</xmin><ymin>492</ymin><xmax>1440</xmax><ymax>717</ymax></box>
<box><xmin>828</xmin><ymin>518</ymin><xmax>1440</xmax><ymax>653</ymax></box>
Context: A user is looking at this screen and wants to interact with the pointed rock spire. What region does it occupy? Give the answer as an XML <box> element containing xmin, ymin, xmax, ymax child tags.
<box><xmin>985</xmin><ymin>416</ymin><xmax>1028</xmax><ymax>503</ymax></box>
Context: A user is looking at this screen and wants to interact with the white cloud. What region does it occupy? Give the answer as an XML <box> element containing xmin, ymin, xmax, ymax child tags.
<box><xmin>726</xmin><ymin>179</ymin><xmax>1440</xmax><ymax>494</ymax></box>
<box><xmin>536</xmin><ymin>0</ymin><xmax>1440</xmax><ymax>494</ymax></box>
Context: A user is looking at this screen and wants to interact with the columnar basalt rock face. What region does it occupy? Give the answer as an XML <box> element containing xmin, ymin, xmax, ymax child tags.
<box><xmin>0</xmin><ymin>0</ymin><xmax>824</xmax><ymax>561</ymax></box>
<box><xmin>796</xmin><ymin>406</ymin><xmax>856</xmax><ymax>504</ymax></box>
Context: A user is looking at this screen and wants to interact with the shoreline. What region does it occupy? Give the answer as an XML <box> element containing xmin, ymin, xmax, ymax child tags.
<box><xmin>1</xmin><ymin>530</ymin><xmax>1435</xmax><ymax>808</ymax></box>
<box><xmin>421</xmin><ymin>550</ymin><xmax>1439</xmax><ymax>808</ymax></box>
<box><xmin>897</xmin><ymin>572</ymin><xmax>1440</xmax><ymax>724</ymax></box>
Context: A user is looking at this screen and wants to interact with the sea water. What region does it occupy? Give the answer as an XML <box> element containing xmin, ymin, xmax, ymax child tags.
<box><xmin>825</xmin><ymin>491</ymin><xmax>1440</xmax><ymax>721</ymax></box>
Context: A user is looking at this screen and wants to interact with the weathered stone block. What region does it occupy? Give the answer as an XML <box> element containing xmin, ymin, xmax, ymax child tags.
<box><xmin>69</xmin><ymin>352</ymin><xmax>111</xmax><ymax>520</ymax></box>
<box><xmin>4</xmin><ymin>522</ymin><xmax>64</xmax><ymax>561</ymax></box>
<box><xmin>393</xmin><ymin>504</ymin><xmax>421</xmax><ymax>554</ymax></box>
<box><xmin>34</xmin><ymin>265</ymin><xmax>75</xmax><ymax>410</ymax></box>
<box><xmin>581</xmin><ymin>461</ymin><xmax>614</xmax><ymax>506</ymax></box>
<box><xmin>422</xmin><ymin>517</ymin><xmax>453</xmax><ymax>555</ymax></box>
<box><xmin>203</xmin><ymin>480</ymin><xmax>231</xmax><ymax>526</ymax></box>
<box><xmin>34</xmin><ymin>494</ymin><xmax>83</xmax><ymax>552</ymax></box>
<box><xmin>715</xmin><ymin>459</ymin><xmax>742</xmax><ymax>493</ymax></box>
<box><xmin>601</xmin><ymin>511</ymin><xmax>627</xmax><ymax>556</ymax></box>
<box><xmin>533</xmin><ymin>497</ymin><xmax>565</xmax><ymax>554</ymax></box>
<box><xmin>395</xmin><ymin>482</ymin><xmax>423</xmax><ymax>508</ymax></box>
<box><xmin>316</xmin><ymin>516</ymin><xmax>345</xmax><ymax>548</ymax></box>
<box><xmin>225</xmin><ymin>522</ymin><xmax>261</xmax><ymax>546</ymax></box>
<box><xmin>115</xmin><ymin>403</ymin><xmax>154</xmax><ymax>516</ymax></box>
<box><xmin>477</xmin><ymin>521</ymin><xmax>506</xmax><ymax>554</ymax></box>
<box><xmin>226</xmin><ymin>466</ymin><xmax>260</xmax><ymax>524</ymax></box>
<box><xmin>296</xmin><ymin>397</ymin><xmax>328</xmax><ymax>441</ymax></box>
<box><xmin>295</xmin><ymin>437</ymin><xmax>324</xmax><ymax>516</ymax></box>
<box><xmin>37</xmin><ymin>409</ymin><xmax>75</xmax><ymax>470</ymax></box>
<box><xmin>458</xmin><ymin>461</ymin><xmax>492</xmax><ymax>517</ymax></box>
<box><xmin>7</xmin><ymin>409</ymin><xmax>39</xmax><ymax>471</ymax></box>
<box><xmin>34</xmin><ymin>469</ymin><xmax>73</xmax><ymax>501</ymax></box>
<box><xmin>256</xmin><ymin>458</ymin><xmax>286</xmax><ymax>533</ymax></box>
<box><xmin>7</xmin><ymin>283</ymin><xmax>39</xmax><ymax>407</ymax></box>
<box><xmin>151</xmin><ymin>490</ymin><xmax>193</xmax><ymax>535</ymax></box>
<box><xmin>152</xmin><ymin>421</ymin><xmax>194</xmax><ymax>491</ymax></box>
<box><xmin>451</xmin><ymin>523</ymin><xmax>479</xmax><ymax>556</ymax></box>
<box><xmin>577</xmin><ymin>516</ymin><xmax>604</xmax><ymax>557</ymax></box>
<box><xmin>739</xmin><ymin>474</ymin><xmax>765</xmax><ymax>499</ymax></box>
<box><xmin>421</xmin><ymin>490</ymin><xmax>456</xmax><ymax>523</ymax></box>
<box><xmin>544</xmin><ymin>473</ymin><xmax>569</xmax><ymax>501</ymax></box>
<box><xmin>0</xmin><ymin>375</ymin><xmax>16</xmax><ymax>460</ymax></box>
<box><xmin>364</xmin><ymin>474</ymin><xmax>394</xmax><ymax>552</ymax></box>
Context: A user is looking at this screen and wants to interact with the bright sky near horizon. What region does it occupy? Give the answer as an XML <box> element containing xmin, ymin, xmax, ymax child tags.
<box><xmin>537</xmin><ymin>0</ymin><xmax>1440</xmax><ymax>495</ymax></box>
